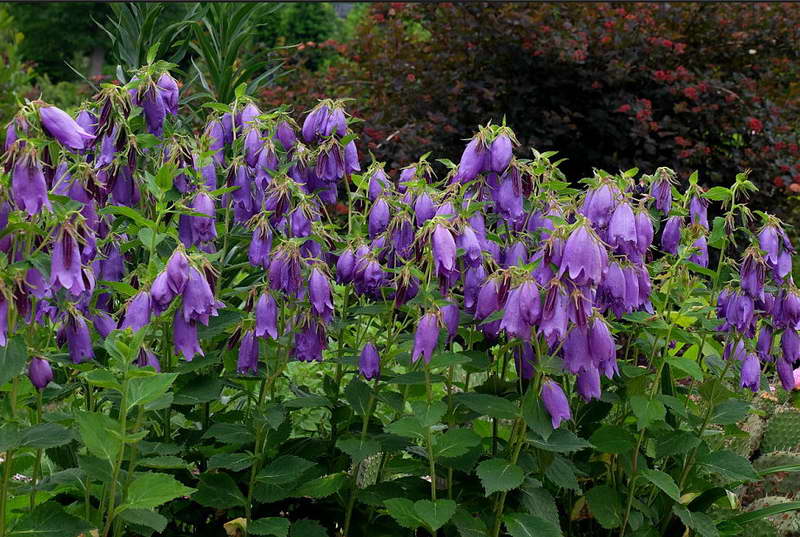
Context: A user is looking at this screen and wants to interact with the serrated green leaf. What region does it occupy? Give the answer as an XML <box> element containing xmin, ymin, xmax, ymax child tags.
<box><xmin>193</xmin><ymin>472</ymin><xmax>246</xmax><ymax>508</ymax></box>
<box><xmin>589</xmin><ymin>426</ymin><xmax>636</xmax><ymax>454</ymax></box>
<box><xmin>0</xmin><ymin>336</ymin><xmax>27</xmax><ymax>387</ymax></box>
<box><xmin>77</xmin><ymin>411</ymin><xmax>121</xmax><ymax>463</ymax></box>
<box><xmin>629</xmin><ymin>396</ymin><xmax>665</xmax><ymax>429</ymax></box>
<box><xmin>434</xmin><ymin>428</ymin><xmax>482</xmax><ymax>459</ymax></box>
<box><xmin>294</xmin><ymin>473</ymin><xmax>346</xmax><ymax>498</ymax></box>
<box><xmin>585</xmin><ymin>485</ymin><xmax>623</xmax><ymax>529</ymax></box>
<box><xmin>456</xmin><ymin>393</ymin><xmax>518</xmax><ymax>419</ymax></box>
<box><xmin>8</xmin><ymin>502</ymin><xmax>93</xmax><ymax>537</ymax></box>
<box><xmin>117</xmin><ymin>472</ymin><xmax>194</xmax><ymax>511</ymax></box>
<box><xmin>672</xmin><ymin>505</ymin><xmax>719</xmax><ymax>537</ymax></box>
<box><xmin>126</xmin><ymin>373</ymin><xmax>178</xmax><ymax>412</ymax></box>
<box><xmin>257</xmin><ymin>455</ymin><xmax>316</xmax><ymax>485</ymax></box>
<box><xmin>503</xmin><ymin>513</ymin><xmax>562</xmax><ymax>537</ymax></box>
<box><xmin>528</xmin><ymin>429</ymin><xmax>592</xmax><ymax>453</ymax></box>
<box><xmin>336</xmin><ymin>438</ymin><xmax>381</xmax><ymax>462</ymax></box>
<box><xmin>20</xmin><ymin>423</ymin><xmax>73</xmax><ymax>449</ymax></box>
<box><xmin>476</xmin><ymin>459</ymin><xmax>525</xmax><ymax>496</ymax></box>
<box><xmin>414</xmin><ymin>499</ymin><xmax>456</xmax><ymax>532</ymax></box>
<box><xmin>384</xmin><ymin>498</ymin><xmax>424</xmax><ymax>529</ymax></box>
<box><xmin>208</xmin><ymin>452</ymin><xmax>253</xmax><ymax>472</ymax></box>
<box><xmin>250</xmin><ymin>517</ymin><xmax>290</xmax><ymax>537</ymax></box>
<box><xmin>640</xmin><ymin>469</ymin><xmax>681</xmax><ymax>501</ymax></box>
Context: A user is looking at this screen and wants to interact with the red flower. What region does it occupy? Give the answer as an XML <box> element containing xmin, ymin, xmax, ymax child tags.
<box><xmin>746</xmin><ymin>117</ymin><xmax>764</xmax><ymax>133</ymax></box>
<box><xmin>616</xmin><ymin>104</ymin><xmax>631</xmax><ymax>113</ymax></box>
<box><xmin>683</xmin><ymin>87</ymin><xmax>698</xmax><ymax>100</ymax></box>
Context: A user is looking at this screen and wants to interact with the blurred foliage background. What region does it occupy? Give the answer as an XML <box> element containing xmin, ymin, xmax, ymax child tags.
<box><xmin>1</xmin><ymin>2</ymin><xmax>799</xmax><ymax>218</ymax></box>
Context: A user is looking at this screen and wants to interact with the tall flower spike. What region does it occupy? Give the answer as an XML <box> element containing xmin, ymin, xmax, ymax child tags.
<box><xmin>541</xmin><ymin>380</ymin><xmax>571</xmax><ymax>429</ymax></box>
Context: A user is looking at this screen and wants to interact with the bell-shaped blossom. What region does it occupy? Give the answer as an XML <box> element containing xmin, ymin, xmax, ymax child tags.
<box><xmin>275</xmin><ymin>121</ymin><xmax>296</xmax><ymax>150</ymax></box>
<box><xmin>157</xmin><ymin>72</ymin><xmax>179</xmax><ymax>115</ymax></box>
<box><xmin>580</xmin><ymin>183</ymin><xmax>617</xmax><ymax>229</ymax></box>
<box><xmin>577</xmin><ymin>366</ymin><xmax>602</xmax><ymax>402</ymax></box>
<box><xmin>493</xmin><ymin>172</ymin><xmax>524</xmax><ymax>224</ymax></box>
<box><xmin>368</xmin><ymin>168</ymin><xmax>390</xmax><ymax>201</ymax></box>
<box><xmin>119</xmin><ymin>292</ymin><xmax>152</xmax><ymax>332</ymax></box>
<box><xmin>336</xmin><ymin>248</ymin><xmax>356</xmax><ymax>284</ymax></box>
<box><xmin>309</xmin><ymin>268</ymin><xmax>334</xmax><ymax>322</ymax></box>
<box><xmin>454</xmin><ymin>137</ymin><xmax>487</xmax><ymax>183</ymax></box>
<box><xmin>689</xmin><ymin>196</ymin><xmax>708</xmax><ymax>229</ymax></box>
<box><xmin>65</xmin><ymin>314</ymin><xmax>93</xmax><ymax>363</ymax></box>
<box><xmin>136</xmin><ymin>348</ymin><xmax>161</xmax><ymax>371</ymax></box>
<box><xmin>740</xmin><ymin>352</ymin><xmax>760</xmax><ymax>392</ymax></box>
<box><xmin>359</xmin><ymin>342</ymin><xmax>381</xmax><ymax>380</ymax></box>
<box><xmin>91</xmin><ymin>311</ymin><xmax>116</xmax><ymax>339</ymax></box>
<box><xmin>110</xmin><ymin>166</ymin><xmax>141</xmax><ymax>208</ymax></box>
<box><xmin>182</xmin><ymin>266</ymin><xmax>222</xmax><ymax>325</ymax></box>
<box><xmin>244</xmin><ymin>127</ymin><xmax>262</xmax><ymax>168</ymax></box>
<box><xmin>269</xmin><ymin>249</ymin><xmax>303</xmax><ymax>296</ymax></box>
<box><xmin>740</xmin><ymin>250</ymin><xmax>765</xmax><ymax>300</ymax></box>
<box><xmin>563</xmin><ymin>325</ymin><xmax>591</xmax><ymax>373</ymax></box>
<box><xmin>51</xmin><ymin>228</ymin><xmax>85</xmax><ymax>295</ymax></box>
<box><xmin>432</xmin><ymin>225</ymin><xmax>457</xmax><ymax>281</ymax></box>
<box><xmin>723</xmin><ymin>339</ymin><xmax>747</xmax><ymax>362</ymax></box>
<box><xmin>292</xmin><ymin>319</ymin><xmax>326</xmax><ymax>362</ymax></box>
<box><xmin>756</xmin><ymin>325</ymin><xmax>774</xmax><ymax>361</ymax></box>
<box><xmin>542</xmin><ymin>380</ymin><xmax>571</xmax><ymax>428</ymax></box>
<box><xmin>302</xmin><ymin>105</ymin><xmax>330</xmax><ymax>143</ymax></box>
<box><xmin>650</xmin><ymin>176</ymin><xmax>672</xmax><ymax>213</ymax></box>
<box><xmin>173</xmin><ymin>308</ymin><xmax>203</xmax><ymax>361</ymax></box>
<box><xmin>607</xmin><ymin>202</ymin><xmax>637</xmax><ymax>254</ymax></box>
<box><xmin>489</xmin><ymin>133</ymin><xmax>513</xmax><ymax>173</ymax></box>
<box><xmin>255</xmin><ymin>292</ymin><xmax>278</xmax><ymax>340</ymax></box>
<box><xmin>411</xmin><ymin>312</ymin><xmax>440</xmax><ymax>363</ymax></box>
<box><xmin>150</xmin><ymin>271</ymin><xmax>176</xmax><ymax>315</ymax></box>
<box><xmin>782</xmin><ymin>329</ymin><xmax>800</xmax><ymax>364</ymax></box>
<box><xmin>589</xmin><ymin>317</ymin><xmax>617</xmax><ymax>377</ymax></box>
<box><xmin>12</xmin><ymin>159</ymin><xmax>51</xmax><ymax>215</ymax></box>
<box><xmin>661</xmin><ymin>216</ymin><xmax>682</xmax><ymax>254</ymax></box>
<box><xmin>464</xmin><ymin>264</ymin><xmax>486</xmax><ymax>313</ymax></box>
<box><xmin>238</xmin><ymin>102</ymin><xmax>261</xmax><ymax>128</ymax></box>
<box><xmin>39</xmin><ymin>106</ymin><xmax>95</xmax><ymax>150</ymax></box>
<box><xmin>368</xmin><ymin>198</ymin><xmax>390</xmax><ymax>238</ymax></box>
<box><xmin>414</xmin><ymin>193</ymin><xmax>435</xmax><ymax>227</ymax></box>
<box><xmin>559</xmin><ymin>224</ymin><xmax>607</xmax><ymax>286</ymax></box>
<box><xmin>205</xmin><ymin>119</ymin><xmax>226</xmax><ymax>167</ymax></box>
<box><xmin>777</xmin><ymin>358</ymin><xmax>795</xmax><ymax>391</ymax></box>
<box><xmin>689</xmin><ymin>236</ymin><xmax>709</xmax><ymax>267</ymax></box>
<box><xmin>513</xmin><ymin>343</ymin><xmax>535</xmax><ymax>380</ymax></box>
<box><xmin>776</xmin><ymin>289</ymin><xmax>800</xmax><ymax>329</ymax></box>
<box><xmin>249</xmin><ymin>224</ymin><xmax>273</xmax><ymax>269</ymax></box>
<box><xmin>540</xmin><ymin>282</ymin><xmax>569</xmax><ymax>346</ymax></box>
<box><xmin>237</xmin><ymin>330</ymin><xmax>259</xmax><ymax>375</ymax></box>
<box><xmin>28</xmin><ymin>357</ymin><xmax>54</xmax><ymax>390</ymax></box>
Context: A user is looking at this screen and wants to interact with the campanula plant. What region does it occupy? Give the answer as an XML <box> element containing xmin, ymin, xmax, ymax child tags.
<box><xmin>0</xmin><ymin>61</ymin><xmax>798</xmax><ymax>537</ymax></box>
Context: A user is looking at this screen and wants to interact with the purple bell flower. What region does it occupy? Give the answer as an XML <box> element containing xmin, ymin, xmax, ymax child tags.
<box><xmin>689</xmin><ymin>195</ymin><xmax>709</xmax><ymax>229</ymax></box>
<box><xmin>275</xmin><ymin>121</ymin><xmax>297</xmax><ymax>150</ymax></box>
<box><xmin>292</xmin><ymin>319</ymin><xmax>326</xmax><ymax>362</ymax></box>
<box><xmin>432</xmin><ymin>225</ymin><xmax>457</xmax><ymax>281</ymax></box>
<box><xmin>91</xmin><ymin>311</ymin><xmax>116</xmax><ymax>339</ymax></box>
<box><xmin>458</xmin><ymin>225</ymin><xmax>483</xmax><ymax>267</ymax></box>
<box><xmin>237</xmin><ymin>330</ymin><xmax>259</xmax><ymax>375</ymax></box>
<box><xmin>166</xmin><ymin>250</ymin><xmax>189</xmax><ymax>294</ymax></box>
<box><xmin>205</xmin><ymin>119</ymin><xmax>226</xmax><ymax>167</ymax></box>
<box><xmin>411</xmin><ymin>312</ymin><xmax>440</xmax><ymax>364</ymax></box>
<box><xmin>650</xmin><ymin>175</ymin><xmax>672</xmax><ymax>213</ymax></box>
<box><xmin>368</xmin><ymin>198</ymin><xmax>390</xmax><ymax>238</ymax></box>
<box><xmin>608</xmin><ymin>202</ymin><xmax>637</xmax><ymax>254</ymax></box>
<box><xmin>255</xmin><ymin>292</ymin><xmax>278</xmax><ymax>340</ymax></box>
<box><xmin>723</xmin><ymin>339</ymin><xmax>747</xmax><ymax>362</ymax></box>
<box><xmin>661</xmin><ymin>216</ymin><xmax>682</xmax><ymax>254</ymax></box>
<box><xmin>136</xmin><ymin>86</ymin><xmax>167</xmax><ymax>137</ymax></box>
<box><xmin>157</xmin><ymin>73</ymin><xmax>180</xmax><ymax>115</ymax></box>
<box><xmin>589</xmin><ymin>317</ymin><xmax>617</xmax><ymax>377</ymax></box>
<box><xmin>173</xmin><ymin>309</ymin><xmax>203</xmax><ymax>361</ymax></box>
<box><xmin>489</xmin><ymin>133</ymin><xmax>513</xmax><ymax>173</ymax></box>
<box><xmin>493</xmin><ymin>172</ymin><xmax>524</xmax><ymax>224</ymax></box>
<box><xmin>441</xmin><ymin>302</ymin><xmax>460</xmax><ymax>343</ymax></box>
<box><xmin>244</xmin><ymin>127</ymin><xmax>262</xmax><ymax>168</ymax></box>
<box><xmin>776</xmin><ymin>289</ymin><xmax>800</xmax><ymax>330</ymax></box>
<box><xmin>559</xmin><ymin>224</ymin><xmax>607</xmax><ymax>286</ymax></box>
<box><xmin>344</xmin><ymin>140</ymin><xmax>360</xmax><ymax>173</ymax></box>
<box><xmin>12</xmin><ymin>159</ymin><xmax>51</xmax><ymax>215</ymax></box>
<box><xmin>269</xmin><ymin>249</ymin><xmax>303</xmax><ymax>296</ymax></box>
<box><xmin>50</xmin><ymin>227</ymin><xmax>85</xmax><ymax>296</ymax></box>
<box><xmin>39</xmin><ymin>106</ymin><xmax>95</xmax><ymax>150</ymax></box>
<box><xmin>182</xmin><ymin>266</ymin><xmax>222</xmax><ymax>325</ymax></box>
<box><xmin>309</xmin><ymin>268</ymin><xmax>334</xmax><ymax>323</ymax></box>
<box><xmin>777</xmin><ymin>358</ymin><xmax>795</xmax><ymax>391</ymax></box>
<box><xmin>540</xmin><ymin>282</ymin><xmax>569</xmax><ymax>346</ymax></box>
<box><xmin>563</xmin><ymin>325</ymin><xmax>591</xmax><ymax>373</ymax></box>
<box><xmin>302</xmin><ymin>104</ymin><xmax>330</xmax><ymax>143</ymax></box>
<box><xmin>782</xmin><ymin>329</ymin><xmax>800</xmax><ymax>363</ymax></box>
<box><xmin>239</xmin><ymin>102</ymin><xmax>261</xmax><ymax>128</ymax></box>
<box><xmin>541</xmin><ymin>380</ymin><xmax>571</xmax><ymax>429</ymax></box>
<box><xmin>740</xmin><ymin>352</ymin><xmax>760</xmax><ymax>392</ymax></box>
<box><xmin>136</xmin><ymin>348</ymin><xmax>161</xmax><ymax>371</ymax></box>
<box><xmin>65</xmin><ymin>314</ymin><xmax>93</xmax><ymax>364</ymax></box>
<box><xmin>119</xmin><ymin>292</ymin><xmax>152</xmax><ymax>332</ymax></box>
<box><xmin>150</xmin><ymin>272</ymin><xmax>175</xmax><ymax>315</ymax></box>
<box><xmin>577</xmin><ymin>367</ymin><xmax>602</xmax><ymax>402</ymax></box>
<box><xmin>75</xmin><ymin>110</ymin><xmax>97</xmax><ymax>137</ymax></box>
<box><xmin>454</xmin><ymin>137</ymin><xmax>487</xmax><ymax>183</ymax></box>
<box><xmin>464</xmin><ymin>264</ymin><xmax>486</xmax><ymax>313</ymax></box>
<box><xmin>740</xmin><ymin>251</ymin><xmax>765</xmax><ymax>300</ymax></box>
<box><xmin>249</xmin><ymin>224</ymin><xmax>273</xmax><ymax>269</ymax></box>
<box><xmin>689</xmin><ymin>236</ymin><xmax>709</xmax><ymax>267</ymax></box>
<box><xmin>368</xmin><ymin>167</ymin><xmax>390</xmax><ymax>201</ymax></box>
<box><xmin>336</xmin><ymin>248</ymin><xmax>356</xmax><ymax>284</ymax></box>
<box><xmin>757</xmin><ymin>325</ymin><xmax>774</xmax><ymax>361</ymax></box>
<box><xmin>359</xmin><ymin>342</ymin><xmax>381</xmax><ymax>380</ymax></box>
<box><xmin>580</xmin><ymin>183</ymin><xmax>617</xmax><ymax>229</ymax></box>
<box><xmin>513</xmin><ymin>342</ymin><xmax>536</xmax><ymax>380</ymax></box>
<box><xmin>414</xmin><ymin>193</ymin><xmax>435</xmax><ymax>227</ymax></box>
<box><xmin>28</xmin><ymin>357</ymin><xmax>53</xmax><ymax>390</ymax></box>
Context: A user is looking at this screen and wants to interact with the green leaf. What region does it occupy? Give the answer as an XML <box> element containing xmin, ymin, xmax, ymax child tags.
<box><xmin>520</xmin><ymin>481</ymin><xmax>559</xmax><ymax>528</ymax></box>
<box><xmin>118</xmin><ymin>472</ymin><xmax>194</xmax><ymax>511</ymax></box>
<box><xmin>456</xmin><ymin>393</ymin><xmax>518</xmax><ymax>419</ymax></box>
<box><xmin>666</xmin><ymin>356</ymin><xmax>704</xmax><ymax>381</ymax></box>
<box><xmin>544</xmin><ymin>455</ymin><xmax>580</xmax><ymax>491</ymax></box>
<box><xmin>727</xmin><ymin>501</ymin><xmax>800</xmax><ymax>526</ymax></box>
<box><xmin>476</xmin><ymin>459</ymin><xmax>525</xmax><ymax>496</ymax></box>
<box><xmin>710</xmin><ymin>399</ymin><xmax>749</xmax><ymax>425</ymax></box>
<box><xmin>137</xmin><ymin>456</ymin><xmax>189</xmax><ymax>469</ymax></box>
<box><xmin>414</xmin><ymin>499</ymin><xmax>456</xmax><ymax>532</ymax></box>
<box><xmin>193</xmin><ymin>472</ymin><xmax>246</xmax><ymax>508</ymax></box>
<box><xmin>344</xmin><ymin>378</ymin><xmax>372</xmax><ymax>416</ymax></box>
<box><xmin>672</xmin><ymin>505</ymin><xmax>719</xmax><ymax>537</ymax></box>
<box><xmin>99</xmin><ymin>205</ymin><xmax>154</xmax><ymax>228</ymax></box>
<box><xmin>77</xmin><ymin>411</ymin><xmax>122</xmax><ymax>463</ymax></box>
<box><xmin>0</xmin><ymin>336</ymin><xmax>27</xmax><ymax>387</ymax></box>
<box><xmin>640</xmin><ymin>469</ymin><xmax>681</xmax><ymax>501</ymax></box>
<box><xmin>697</xmin><ymin>450</ymin><xmax>758</xmax><ymax>482</ymax></box>
<box><xmin>294</xmin><ymin>473</ymin><xmax>346</xmax><ymax>498</ymax></box>
<box><xmin>289</xmin><ymin>519</ymin><xmax>328</xmax><ymax>537</ymax></box>
<box><xmin>629</xmin><ymin>396</ymin><xmax>666</xmax><ymax>429</ymax></box>
<box><xmin>250</xmin><ymin>518</ymin><xmax>290</xmax><ymax>537</ymax></box>
<box><xmin>126</xmin><ymin>373</ymin><xmax>178</xmax><ymax>411</ymax></box>
<box><xmin>585</xmin><ymin>485</ymin><xmax>623</xmax><ymax>529</ymax></box>
<box><xmin>257</xmin><ymin>455</ymin><xmax>316</xmax><ymax>485</ymax></box>
<box><xmin>82</xmin><ymin>369</ymin><xmax>122</xmax><ymax>391</ymax></box>
<box><xmin>384</xmin><ymin>498</ymin><xmax>424</xmax><ymax>530</ymax></box>
<box><xmin>412</xmin><ymin>400</ymin><xmax>448</xmax><ymax>428</ymax></box>
<box><xmin>203</xmin><ymin>423</ymin><xmax>254</xmax><ymax>445</ymax></box>
<box><xmin>528</xmin><ymin>429</ymin><xmax>592</xmax><ymax>453</ymax></box>
<box><xmin>703</xmin><ymin>187</ymin><xmax>732</xmax><ymax>202</ymax></box>
<box><xmin>173</xmin><ymin>375</ymin><xmax>223</xmax><ymax>405</ymax></box>
<box><xmin>434</xmin><ymin>428</ymin><xmax>482</xmax><ymax>459</ymax></box>
<box><xmin>452</xmin><ymin>508</ymin><xmax>489</xmax><ymax>537</ymax></box>
<box><xmin>522</xmin><ymin>389</ymin><xmax>554</xmax><ymax>440</ymax></box>
<box><xmin>208</xmin><ymin>452</ymin><xmax>253</xmax><ymax>472</ymax></box>
<box><xmin>336</xmin><ymin>438</ymin><xmax>382</xmax><ymax>463</ymax></box>
<box><xmin>20</xmin><ymin>423</ymin><xmax>73</xmax><ymax>449</ymax></box>
<box><xmin>503</xmin><ymin>513</ymin><xmax>562</xmax><ymax>537</ymax></box>
<box><xmin>118</xmin><ymin>509</ymin><xmax>168</xmax><ymax>533</ymax></box>
<box><xmin>385</xmin><ymin>417</ymin><xmax>425</xmax><ymax>440</ymax></box>
<box><xmin>655</xmin><ymin>431</ymin><xmax>701</xmax><ymax>458</ymax></box>
<box><xmin>8</xmin><ymin>502</ymin><xmax>93</xmax><ymax>537</ymax></box>
<box><xmin>589</xmin><ymin>426</ymin><xmax>636</xmax><ymax>454</ymax></box>
<box><xmin>284</xmin><ymin>394</ymin><xmax>330</xmax><ymax>409</ymax></box>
